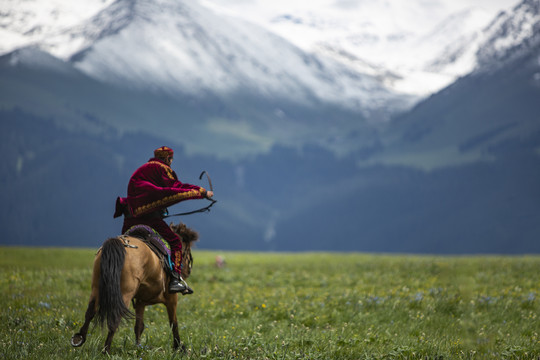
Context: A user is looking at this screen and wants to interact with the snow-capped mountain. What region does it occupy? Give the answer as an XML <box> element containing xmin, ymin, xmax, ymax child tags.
<box><xmin>428</xmin><ymin>0</ymin><xmax>540</xmax><ymax>78</ymax></box>
<box><xmin>0</xmin><ymin>0</ymin><xmax>523</xmax><ymax>119</ymax></box>
<box><xmin>1</xmin><ymin>0</ymin><xmax>538</xmax><ymax>160</ymax></box>
<box><xmin>201</xmin><ymin>0</ymin><xmax>521</xmax><ymax>96</ymax></box>
<box><xmin>0</xmin><ymin>0</ymin><xmax>116</xmax><ymax>54</ymax></box>
<box><xmin>477</xmin><ymin>0</ymin><xmax>540</xmax><ymax>71</ymax></box>
<box><xmin>0</xmin><ymin>0</ymin><xmax>413</xmax><ymax>119</ymax></box>
<box><xmin>370</xmin><ymin>0</ymin><xmax>540</xmax><ymax>171</ymax></box>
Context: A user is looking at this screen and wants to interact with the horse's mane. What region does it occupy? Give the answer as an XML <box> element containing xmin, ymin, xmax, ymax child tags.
<box><xmin>170</xmin><ymin>222</ymin><xmax>199</xmax><ymax>244</ymax></box>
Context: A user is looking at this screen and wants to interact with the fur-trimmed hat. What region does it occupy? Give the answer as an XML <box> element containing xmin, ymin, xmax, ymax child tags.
<box><xmin>154</xmin><ymin>146</ymin><xmax>174</xmax><ymax>158</ymax></box>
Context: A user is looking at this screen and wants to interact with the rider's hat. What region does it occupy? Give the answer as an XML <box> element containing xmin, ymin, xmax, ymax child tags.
<box><xmin>154</xmin><ymin>146</ymin><xmax>174</xmax><ymax>158</ymax></box>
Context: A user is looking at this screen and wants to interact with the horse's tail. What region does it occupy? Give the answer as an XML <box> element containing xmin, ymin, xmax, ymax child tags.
<box><xmin>96</xmin><ymin>237</ymin><xmax>134</xmax><ymax>330</ymax></box>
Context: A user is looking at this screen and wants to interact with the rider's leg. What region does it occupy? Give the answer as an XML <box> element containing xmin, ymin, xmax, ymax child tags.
<box><xmin>151</xmin><ymin>221</ymin><xmax>194</xmax><ymax>295</ymax></box>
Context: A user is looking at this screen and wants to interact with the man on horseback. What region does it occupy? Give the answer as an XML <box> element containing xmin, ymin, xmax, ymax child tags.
<box><xmin>114</xmin><ymin>146</ymin><xmax>214</xmax><ymax>294</ymax></box>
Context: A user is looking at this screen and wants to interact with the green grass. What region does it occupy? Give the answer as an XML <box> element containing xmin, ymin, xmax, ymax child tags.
<box><xmin>1</xmin><ymin>246</ymin><xmax>539</xmax><ymax>359</ymax></box>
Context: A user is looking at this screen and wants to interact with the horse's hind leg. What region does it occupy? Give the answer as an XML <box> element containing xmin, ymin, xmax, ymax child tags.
<box><xmin>165</xmin><ymin>296</ymin><xmax>184</xmax><ymax>351</ymax></box>
<box><xmin>71</xmin><ymin>296</ymin><xmax>97</xmax><ymax>347</ymax></box>
<box><xmin>102</xmin><ymin>290</ymin><xmax>137</xmax><ymax>354</ymax></box>
<box><xmin>134</xmin><ymin>300</ymin><xmax>146</xmax><ymax>345</ymax></box>
<box><xmin>102</xmin><ymin>322</ymin><xmax>120</xmax><ymax>354</ymax></box>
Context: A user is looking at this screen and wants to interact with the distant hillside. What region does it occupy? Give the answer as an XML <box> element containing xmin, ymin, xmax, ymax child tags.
<box><xmin>2</xmin><ymin>105</ymin><xmax>539</xmax><ymax>254</ymax></box>
<box><xmin>0</xmin><ymin>47</ymin><xmax>379</xmax><ymax>160</ymax></box>
<box><xmin>368</xmin><ymin>19</ymin><xmax>540</xmax><ymax>171</ymax></box>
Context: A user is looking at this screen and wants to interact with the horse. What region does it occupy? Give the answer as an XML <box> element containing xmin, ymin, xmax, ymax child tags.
<box><xmin>70</xmin><ymin>222</ymin><xmax>199</xmax><ymax>354</ymax></box>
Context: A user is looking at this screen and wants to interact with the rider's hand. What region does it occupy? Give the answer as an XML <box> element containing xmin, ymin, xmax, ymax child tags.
<box><xmin>206</xmin><ymin>190</ymin><xmax>214</xmax><ymax>199</ymax></box>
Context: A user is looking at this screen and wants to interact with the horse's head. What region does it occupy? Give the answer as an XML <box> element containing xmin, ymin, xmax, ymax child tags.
<box><xmin>169</xmin><ymin>222</ymin><xmax>199</xmax><ymax>279</ymax></box>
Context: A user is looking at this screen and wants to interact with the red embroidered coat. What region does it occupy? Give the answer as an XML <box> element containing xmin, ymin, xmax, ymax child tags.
<box><xmin>114</xmin><ymin>158</ymin><xmax>206</xmax><ymax>218</ymax></box>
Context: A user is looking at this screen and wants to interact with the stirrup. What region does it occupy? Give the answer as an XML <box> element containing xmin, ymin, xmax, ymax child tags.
<box><xmin>169</xmin><ymin>276</ymin><xmax>194</xmax><ymax>295</ymax></box>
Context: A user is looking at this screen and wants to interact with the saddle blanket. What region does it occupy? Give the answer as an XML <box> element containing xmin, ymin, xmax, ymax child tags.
<box><xmin>124</xmin><ymin>225</ymin><xmax>173</xmax><ymax>271</ymax></box>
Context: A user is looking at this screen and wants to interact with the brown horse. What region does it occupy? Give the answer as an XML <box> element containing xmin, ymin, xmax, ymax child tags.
<box><xmin>70</xmin><ymin>223</ymin><xmax>198</xmax><ymax>354</ymax></box>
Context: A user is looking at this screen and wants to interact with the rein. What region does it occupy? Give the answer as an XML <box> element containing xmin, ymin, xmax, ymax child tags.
<box><xmin>163</xmin><ymin>170</ymin><xmax>217</xmax><ymax>219</ymax></box>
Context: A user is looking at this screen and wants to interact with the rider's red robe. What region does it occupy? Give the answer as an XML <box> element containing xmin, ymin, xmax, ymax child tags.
<box><xmin>114</xmin><ymin>158</ymin><xmax>206</xmax><ymax>219</ymax></box>
<box><xmin>114</xmin><ymin>157</ymin><xmax>207</xmax><ymax>275</ymax></box>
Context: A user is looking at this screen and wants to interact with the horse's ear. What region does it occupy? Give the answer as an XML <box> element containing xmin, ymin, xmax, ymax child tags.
<box><xmin>169</xmin><ymin>222</ymin><xmax>181</xmax><ymax>234</ymax></box>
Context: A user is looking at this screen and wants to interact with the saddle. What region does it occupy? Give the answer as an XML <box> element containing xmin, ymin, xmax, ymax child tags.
<box><xmin>124</xmin><ymin>225</ymin><xmax>174</xmax><ymax>273</ymax></box>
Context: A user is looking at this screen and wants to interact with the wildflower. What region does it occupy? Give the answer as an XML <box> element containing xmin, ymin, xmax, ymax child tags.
<box><xmin>39</xmin><ymin>302</ymin><xmax>51</xmax><ymax>309</ymax></box>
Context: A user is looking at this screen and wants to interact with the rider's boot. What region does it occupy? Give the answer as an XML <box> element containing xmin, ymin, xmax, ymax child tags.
<box><xmin>169</xmin><ymin>272</ymin><xmax>194</xmax><ymax>295</ymax></box>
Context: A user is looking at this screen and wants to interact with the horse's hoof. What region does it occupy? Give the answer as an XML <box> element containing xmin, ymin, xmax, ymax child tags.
<box><xmin>70</xmin><ymin>333</ymin><xmax>85</xmax><ymax>347</ymax></box>
<box><xmin>173</xmin><ymin>340</ymin><xmax>187</xmax><ymax>353</ymax></box>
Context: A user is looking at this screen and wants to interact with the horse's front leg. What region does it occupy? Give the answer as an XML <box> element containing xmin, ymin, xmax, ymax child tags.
<box><xmin>165</xmin><ymin>294</ymin><xmax>184</xmax><ymax>351</ymax></box>
<box><xmin>71</xmin><ymin>296</ymin><xmax>97</xmax><ymax>347</ymax></box>
<box><xmin>134</xmin><ymin>300</ymin><xmax>146</xmax><ymax>345</ymax></box>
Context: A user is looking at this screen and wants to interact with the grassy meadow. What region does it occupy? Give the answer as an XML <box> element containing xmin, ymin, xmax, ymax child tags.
<box><xmin>0</xmin><ymin>246</ymin><xmax>539</xmax><ymax>359</ymax></box>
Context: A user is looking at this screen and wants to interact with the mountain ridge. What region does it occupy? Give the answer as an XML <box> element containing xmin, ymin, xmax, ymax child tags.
<box><xmin>201</xmin><ymin>0</ymin><xmax>522</xmax><ymax>96</ymax></box>
<box><xmin>476</xmin><ymin>0</ymin><xmax>540</xmax><ymax>72</ymax></box>
<box><xmin>1</xmin><ymin>0</ymin><xmax>412</xmax><ymax>117</ymax></box>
